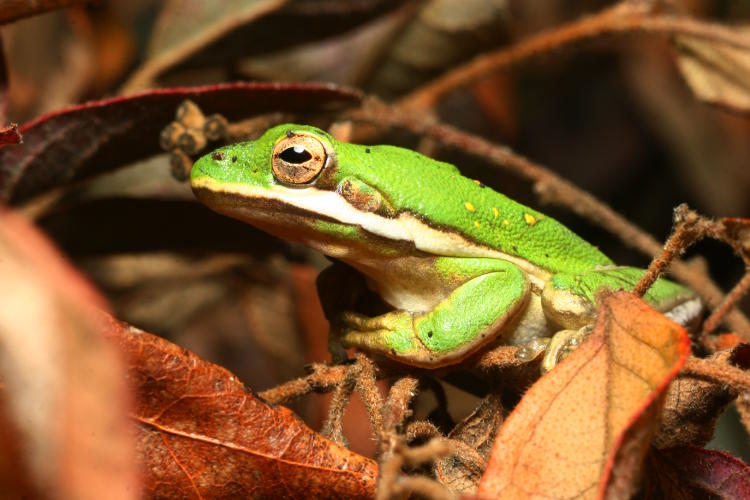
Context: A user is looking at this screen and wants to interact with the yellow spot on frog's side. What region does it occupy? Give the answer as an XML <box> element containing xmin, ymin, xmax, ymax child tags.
<box><xmin>474</xmin><ymin>220</ymin><xmax>481</xmax><ymax>228</ymax></box>
<box><xmin>524</xmin><ymin>213</ymin><xmax>538</xmax><ymax>226</ymax></box>
<box><xmin>503</xmin><ymin>219</ymin><xmax>510</xmax><ymax>227</ymax></box>
<box><xmin>492</xmin><ymin>207</ymin><xmax>499</xmax><ymax>218</ymax></box>
<box><xmin>473</xmin><ymin>179</ymin><xmax>481</xmax><ymax>186</ymax></box>
<box><xmin>464</xmin><ymin>201</ymin><xmax>476</xmax><ymax>212</ymax></box>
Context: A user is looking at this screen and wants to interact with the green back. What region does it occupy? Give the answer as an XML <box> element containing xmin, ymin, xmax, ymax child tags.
<box><xmin>197</xmin><ymin>124</ymin><xmax>614</xmax><ymax>274</ymax></box>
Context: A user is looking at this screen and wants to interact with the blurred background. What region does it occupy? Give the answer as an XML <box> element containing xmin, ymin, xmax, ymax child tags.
<box><xmin>2</xmin><ymin>0</ymin><xmax>749</xmax><ymax>460</ymax></box>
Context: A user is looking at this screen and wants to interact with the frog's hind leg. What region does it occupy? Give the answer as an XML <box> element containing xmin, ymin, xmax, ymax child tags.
<box><xmin>339</xmin><ymin>258</ymin><xmax>530</xmax><ymax>368</ymax></box>
<box><xmin>539</xmin><ymin>266</ymin><xmax>697</xmax><ymax>371</ymax></box>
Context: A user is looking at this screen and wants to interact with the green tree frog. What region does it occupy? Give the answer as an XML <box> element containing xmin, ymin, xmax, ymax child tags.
<box><xmin>190</xmin><ymin>124</ymin><xmax>701</xmax><ymax>370</ymax></box>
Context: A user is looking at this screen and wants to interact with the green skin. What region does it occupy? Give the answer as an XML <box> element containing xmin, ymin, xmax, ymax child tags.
<box><xmin>191</xmin><ymin>124</ymin><xmax>699</xmax><ymax>369</ymax></box>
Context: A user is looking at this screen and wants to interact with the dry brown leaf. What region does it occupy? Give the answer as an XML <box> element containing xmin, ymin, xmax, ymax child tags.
<box><xmin>675</xmin><ymin>28</ymin><xmax>750</xmax><ymax>112</ymax></box>
<box><xmin>0</xmin><ymin>209</ymin><xmax>138</xmax><ymax>499</ymax></box>
<box><xmin>101</xmin><ymin>315</ymin><xmax>378</xmax><ymax>498</ymax></box>
<box><xmin>435</xmin><ymin>393</ymin><xmax>503</xmax><ymax>494</ymax></box>
<box><xmin>477</xmin><ymin>291</ymin><xmax>690</xmax><ymax>499</ymax></box>
<box><xmin>654</xmin><ymin>344</ymin><xmax>750</xmax><ymax>449</ymax></box>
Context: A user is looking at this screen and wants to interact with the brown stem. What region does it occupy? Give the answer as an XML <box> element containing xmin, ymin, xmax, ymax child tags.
<box><xmin>702</xmin><ymin>270</ymin><xmax>750</xmax><ymax>335</ymax></box>
<box><xmin>735</xmin><ymin>392</ymin><xmax>750</xmax><ymax>439</ymax></box>
<box><xmin>402</xmin><ymin>2</ymin><xmax>750</xmax><ymax>109</ymax></box>
<box><xmin>320</xmin><ymin>367</ymin><xmax>357</xmax><ymax>446</ymax></box>
<box><xmin>633</xmin><ymin>204</ymin><xmax>702</xmax><ymax>297</ymax></box>
<box><xmin>257</xmin><ymin>364</ymin><xmax>347</xmax><ymax>404</ymax></box>
<box><xmin>352</xmin><ymin>354</ymin><xmax>385</xmax><ymax>450</ymax></box>
<box><xmin>683</xmin><ymin>356</ymin><xmax>750</xmax><ymax>392</ymax></box>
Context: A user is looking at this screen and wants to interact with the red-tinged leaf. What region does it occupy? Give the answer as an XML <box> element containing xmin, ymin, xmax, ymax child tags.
<box><xmin>0</xmin><ymin>209</ymin><xmax>138</xmax><ymax>499</ymax></box>
<box><xmin>101</xmin><ymin>315</ymin><xmax>377</xmax><ymax>499</ymax></box>
<box><xmin>0</xmin><ymin>82</ymin><xmax>361</xmax><ymax>204</ymax></box>
<box><xmin>0</xmin><ymin>123</ymin><xmax>20</xmax><ymax>146</ymax></box>
<box><xmin>646</xmin><ymin>447</ymin><xmax>750</xmax><ymax>498</ymax></box>
<box><xmin>0</xmin><ymin>0</ymin><xmax>92</xmax><ymax>25</ymax></box>
<box><xmin>477</xmin><ymin>291</ymin><xmax>690</xmax><ymax>499</ymax></box>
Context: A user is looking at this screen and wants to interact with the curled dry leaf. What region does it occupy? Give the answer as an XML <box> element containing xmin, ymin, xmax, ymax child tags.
<box><xmin>654</xmin><ymin>344</ymin><xmax>750</xmax><ymax>449</ymax></box>
<box><xmin>435</xmin><ymin>393</ymin><xmax>503</xmax><ymax>495</ymax></box>
<box><xmin>0</xmin><ymin>209</ymin><xmax>138</xmax><ymax>499</ymax></box>
<box><xmin>645</xmin><ymin>446</ymin><xmax>750</xmax><ymax>498</ymax></box>
<box><xmin>101</xmin><ymin>315</ymin><xmax>377</xmax><ymax>499</ymax></box>
<box><xmin>674</xmin><ymin>28</ymin><xmax>750</xmax><ymax>113</ymax></box>
<box><xmin>477</xmin><ymin>291</ymin><xmax>690</xmax><ymax>499</ymax></box>
<box><xmin>0</xmin><ymin>82</ymin><xmax>361</xmax><ymax>204</ymax></box>
<box><xmin>0</xmin><ymin>123</ymin><xmax>20</xmax><ymax>146</ymax></box>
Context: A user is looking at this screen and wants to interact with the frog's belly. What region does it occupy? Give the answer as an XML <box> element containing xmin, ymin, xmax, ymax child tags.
<box><xmin>352</xmin><ymin>258</ymin><xmax>453</xmax><ymax>313</ymax></box>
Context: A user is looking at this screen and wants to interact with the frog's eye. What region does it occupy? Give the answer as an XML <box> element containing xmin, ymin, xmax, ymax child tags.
<box><xmin>272</xmin><ymin>132</ymin><xmax>328</xmax><ymax>185</ymax></box>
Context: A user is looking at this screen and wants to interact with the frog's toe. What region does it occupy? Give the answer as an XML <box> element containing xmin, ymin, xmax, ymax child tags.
<box><xmin>341</xmin><ymin>326</ymin><xmax>420</xmax><ymax>359</ymax></box>
<box><xmin>540</xmin><ymin>326</ymin><xmax>591</xmax><ymax>372</ymax></box>
<box><xmin>515</xmin><ymin>337</ymin><xmax>551</xmax><ymax>362</ymax></box>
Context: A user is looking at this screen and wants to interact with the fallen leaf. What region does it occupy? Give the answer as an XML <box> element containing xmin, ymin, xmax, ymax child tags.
<box><xmin>0</xmin><ymin>82</ymin><xmax>361</xmax><ymax>204</ymax></box>
<box><xmin>102</xmin><ymin>314</ymin><xmax>378</xmax><ymax>498</ymax></box>
<box><xmin>0</xmin><ymin>208</ymin><xmax>138</xmax><ymax>499</ymax></box>
<box><xmin>654</xmin><ymin>344</ymin><xmax>750</xmax><ymax>449</ymax></box>
<box><xmin>645</xmin><ymin>447</ymin><xmax>750</xmax><ymax>498</ymax></box>
<box><xmin>674</xmin><ymin>29</ymin><xmax>750</xmax><ymax>112</ymax></box>
<box><xmin>477</xmin><ymin>291</ymin><xmax>690</xmax><ymax>499</ymax></box>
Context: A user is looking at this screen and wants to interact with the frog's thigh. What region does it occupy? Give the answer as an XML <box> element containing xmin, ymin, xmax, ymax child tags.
<box><xmin>341</xmin><ymin>258</ymin><xmax>529</xmax><ymax>367</ymax></box>
<box><xmin>540</xmin><ymin>267</ymin><xmax>641</xmax><ymax>371</ymax></box>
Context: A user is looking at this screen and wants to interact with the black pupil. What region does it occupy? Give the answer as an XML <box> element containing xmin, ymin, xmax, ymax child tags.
<box><xmin>280</xmin><ymin>146</ymin><xmax>312</xmax><ymax>164</ymax></box>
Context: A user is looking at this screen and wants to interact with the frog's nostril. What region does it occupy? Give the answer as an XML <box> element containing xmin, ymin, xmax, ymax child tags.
<box><xmin>211</xmin><ymin>151</ymin><xmax>225</xmax><ymax>162</ymax></box>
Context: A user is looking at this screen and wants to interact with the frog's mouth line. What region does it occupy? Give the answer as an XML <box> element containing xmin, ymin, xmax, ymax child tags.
<box><xmin>191</xmin><ymin>177</ymin><xmax>552</xmax><ymax>287</ymax></box>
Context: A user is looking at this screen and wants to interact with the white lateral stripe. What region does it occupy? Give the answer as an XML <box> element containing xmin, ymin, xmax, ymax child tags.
<box><xmin>664</xmin><ymin>297</ymin><xmax>703</xmax><ymax>325</ymax></box>
<box><xmin>194</xmin><ymin>178</ymin><xmax>551</xmax><ymax>281</ymax></box>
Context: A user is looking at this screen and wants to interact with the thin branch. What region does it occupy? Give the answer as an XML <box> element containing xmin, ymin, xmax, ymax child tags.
<box><xmin>320</xmin><ymin>367</ymin><xmax>357</xmax><ymax>446</ymax></box>
<box><xmin>402</xmin><ymin>2</ymin><xmax>750</xmax><ymax>109</ymax></box>
<box><xmin>353</xmin><ymin>354</ymin><xmax>385</xmax><ymax>450</ymax></box>
<box><xmin>633</xmin><ymin>204</ymin><xmax>703</xmax><ymax>297</ymax></box>
<box><xmin>735</xmin><ymin>392</ymin><xmax>750</xmax><ymax>439</ymax></box>
<box><xmin>702</xmin><ymin>270</ymin><xmax>750</xmax><ymax>335</ymax></box>
<box><xmin>257</xmin><ymin>364</ymin><xmax>347</xmax><ymax>404</ymax></box>
<box><xmin>683</xmin><ymin>356</ymin><xmax>750</xmax><ymax>392</ymax></box>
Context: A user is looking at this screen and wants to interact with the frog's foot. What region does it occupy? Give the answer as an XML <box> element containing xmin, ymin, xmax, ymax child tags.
<box><xmin>339</xmin><ymin>310</ymin><xmax>427</xmax><ymax>361</ymax></box>
<box><xmin>515</xmin><ymin>337</ymin><xmax>551</xmax><ymax>363</ymax></box>
<box><xmin>540</xmin><ymin>326</ymin><xmax>591</xmax><ymax>372</ymax></box>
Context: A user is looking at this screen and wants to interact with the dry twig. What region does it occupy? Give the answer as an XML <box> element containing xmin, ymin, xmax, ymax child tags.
<box><xmin>683</xmin><ymin>356</ymin><xmax>750</xmax><ymax>392</ymax></box>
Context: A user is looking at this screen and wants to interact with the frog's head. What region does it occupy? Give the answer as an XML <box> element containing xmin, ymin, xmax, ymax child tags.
<box><xmin>190</xmin><ymin>123</ymin><xmax>409</xmax><ymax>256</ymax></box>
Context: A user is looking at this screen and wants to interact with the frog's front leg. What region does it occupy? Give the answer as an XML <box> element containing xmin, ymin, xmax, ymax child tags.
<box><xmin>338</xmin><ymin>258</ymin><xmax>530</xmax><ymax>368</ymax></box>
